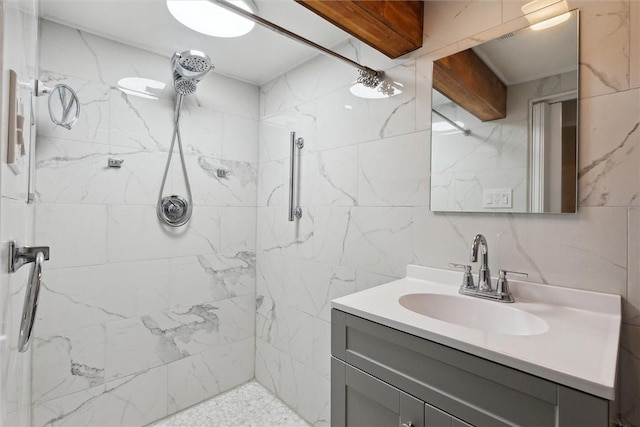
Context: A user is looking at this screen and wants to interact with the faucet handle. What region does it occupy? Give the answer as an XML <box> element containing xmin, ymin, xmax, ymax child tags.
<box><xmin>495</xmin><ymin>269</ymin><xmax>528</xmax><ymax>303</ymax></box>
<box><xmin>498</xmin><ymin>269</ymin><xmax>528</xmax><ymax>278</ymax></box>
<box><xmin>449</xmin><ymin>263</ymin><xmax>475</xmax><ymax>289</ymax></box>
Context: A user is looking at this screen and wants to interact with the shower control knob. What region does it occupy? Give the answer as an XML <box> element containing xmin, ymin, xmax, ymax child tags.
<box><xmin>158</xmin><ymin>195</ymin><xmax>191</xmax><ymax>227</ymax></box>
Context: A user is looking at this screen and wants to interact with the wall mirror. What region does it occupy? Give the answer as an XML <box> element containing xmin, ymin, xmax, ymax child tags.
<box><xmin>430</xmin><ymin>10</ymin><xmax>578</xmax><ymax>214</ymax></box>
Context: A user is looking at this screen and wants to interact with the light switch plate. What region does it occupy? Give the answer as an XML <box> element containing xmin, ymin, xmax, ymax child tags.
<box><xmin>482</xmin><ymin>188</ymin><xmax>512</xmax><ymax>208</ymax></box>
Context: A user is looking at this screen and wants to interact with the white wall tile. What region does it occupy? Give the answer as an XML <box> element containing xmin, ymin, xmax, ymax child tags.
<box><xmin>106</xmin><ymin>204</ymin><xmax>221</xmax><ymax>263</ymax></box>
<box><xmin>258</xmin><ymin>121</ymin><xmax>292</xmax><ymax>163</ymax></box>
<box><xmin>35</xmin><ymin>136</ymin><xmax>112</xmax><ymax>204</ymax></box>
<box><xmin>255</xmin><ymin>339</ymin><xmax>297</xmax><ymax>409</ymax></box>
<box><xmin>256</xmin><ymin>250</ymin><xmax>285</xmax><ymax>303</ymax></box>
<box><xmin>39</xmin><ymin>20</ymin><xmax>172</xmax><ymax>92</ymax></box>
<box><xmin>35</xmin><ymin>203</ymin><xmax>107</xmax><ymax>269</ymax></box>
<box><xmin>421</xmin><ymin>1</ymin><xmax>502</xmax><ymax>54</ymax></box>
<box><xmin>167</xmin><ymin>338</ymin><xmax>254</xmax><ymax>413</ymax></box>
<box><xmin>219</xmin><ymin>207</ymin><xmax>256</xmax><ymax>252</ymax></box>
<box><xmin>257</xmin><ymin>159</ymin><xmax>286</xmax><ymax>207</ymax></box>
<box><xmin>315</xmin><ymin>65</ymin><xmax>416</xmax><ymax>150</ymax></box>
<box><xmin>312</xmin><ymin>146</ymin><xmax>358</xmax><ymax>207</ymax></box>
<box><xmin>32</xmin><ymin>366</ymin><xmax>168</xmax><ymax>427</ymax></box>
<box><xmin>574</xmin><ymin>0</ymin><xmax>630</xmax><ymax>98</ymax></box>
<box><xmin>291</xmin><ymin>360</ymin><xmax>330</xmax><ymax>427</ymax></box>
<box><xmin>179</xmin><ymin>104</ymin><xmax>224</xmax><ymax>158</ymax></box>
<box><xmin>415</xmin><ymin>56</ymin><xmax>433</xmax><ymax>133</ymax></box>
<box><xmin>312</xmin><ymin>318</ymin><xmax>331</xmax><ymax>380</ymax></box>
<box><xmin>256</xmin><ymin>299</ymin><xmax>314</xmax><ymax>368</ymax></box>
<box><xmin>183</xmin><ymin>156</ymin><xmax>257</xmax><ymax>207</ymax></box>
<box><xmin>35</xmin><ymin>260</ymin><xmax>170</xmax><ymax>337</ymax></box>
<box><xmin>36</xmin><ymin>137</ymin><xmax>168</xmax><ymax>205</ymax></box>
<box><xmin>256</xmin><ymin>206</ymin><xmax>315</xmax><ymax>259</ymax></box>
<box><xmin>169</xmin><ymin>252</ymin><xmax>255</xmax><ymax>309</ymax></box>
<box><xmin>222</xmin><ymin>114</ymin><xmax>259</xmax><ymax>163</ymax></box>
<box><xmin>194</xmin><ymin>73</ymin><xmax>260</xmax><ymax>121</ymax></box>
<box><xmin>109</xmin><ymin>90</ymin><xmax>175</xmax><ymax>151</ymax></box>
<box><xmin>578</xmin><ymin>89</ymin><xmax>639</xmax><ymax>207</ymax></box>
<box><xmin>105</xmin><ymin>317</ymin><xmax>177</xmax><ymax>381</ymax></box>
<box><xmin>104</xmin><ymin>295</ymin><xmax>253</xmax><ymax>382</ymax></box>
<box><xmin>358</xmin><ymin>132</ymin><xmax>429</xmax><ymax>207</ymax></box>
<box><xmin>311</xmin><ymin>207</ymin><xmax>352</xmax><ymax>266</ymax></box>
<box><xmin>413</xmin><ymin>207</ymin><xmax>628</xmax><ymax>295</ymax></box>
<box><xmin>32</xmin><ymin>325</ymin><xmax>106</xmax><ymax>404</ymax></box>
<box><xmin>281</xmin><ymin>258</ymin><xmax>355</xmax><ymax>322</ymax></box>
<box><xmin>341</xmin><ymin>207</ymin><xmax>414</xmax><ymax>277</ymax></box>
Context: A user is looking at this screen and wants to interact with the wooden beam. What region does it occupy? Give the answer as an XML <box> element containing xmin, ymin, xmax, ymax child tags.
<box><xmin>433</xmin><ymin>49</ymin><xmax>507</xmax><ymax>122</ymax></box>
<box><xmin>295</xmin><ymin>0</ymin><xmax>423</xmax><ymax>59</ymax></box>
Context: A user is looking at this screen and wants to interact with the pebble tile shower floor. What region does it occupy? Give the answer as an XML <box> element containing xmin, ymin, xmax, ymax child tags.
<box><xmin>149</xmin><ymin>381</ymin><xmax>311</xmax><ymax>427</ymax></box>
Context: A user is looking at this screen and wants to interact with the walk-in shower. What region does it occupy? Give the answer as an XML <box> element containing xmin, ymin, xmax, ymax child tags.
<box><xmin>157</xmin><ymin>50</ymin><xmax>213</xmax><ymax>227</ymax></box>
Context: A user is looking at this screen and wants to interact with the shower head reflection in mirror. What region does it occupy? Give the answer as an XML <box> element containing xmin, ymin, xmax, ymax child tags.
<box><xmin>429</xmin><ymin>10</ymin><xmax>578</xmax><ymax>214</ymax></box>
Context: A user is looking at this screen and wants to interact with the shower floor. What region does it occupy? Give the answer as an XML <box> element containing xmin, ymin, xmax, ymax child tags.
<box><xmin>149</xmin><ymin>380</ymin><xmax>311</xmax><ymax>427</ymax></box>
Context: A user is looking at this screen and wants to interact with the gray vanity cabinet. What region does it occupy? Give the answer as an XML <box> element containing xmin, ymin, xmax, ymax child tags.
<box><xmin>331</xmin><ymin>309</ymin><xmax>609</xmax><ymax>427</ymax></box>
<box><xmin>332</xmin><ymin>358</ymin><xmax>425</xmax><ymax>427</ymax></box>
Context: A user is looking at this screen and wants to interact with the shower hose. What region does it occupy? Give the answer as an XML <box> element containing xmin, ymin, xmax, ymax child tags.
<box><xmin>156</xmin><ymin>94</ymin><xmax>194</xmax><ymax>227</ymax></box>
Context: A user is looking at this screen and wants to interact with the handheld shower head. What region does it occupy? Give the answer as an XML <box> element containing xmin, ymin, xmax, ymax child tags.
<box><xmin>171</xmin><ymin>50</ymin><xmax>213</xmax><ymax>95</ymax></box>
<box><xmin>172</xmin><ymin>50</ymin><xmax>213</xmax><ymax>79</ymax></box>
<box><xmin>174</xmin><ymin>78</ymin><xmax>198</xmax><ymax>96</ymax></box>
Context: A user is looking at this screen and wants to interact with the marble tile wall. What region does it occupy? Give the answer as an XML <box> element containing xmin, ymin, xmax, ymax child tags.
<box><xmin>0</xmin><ymin>0</ymin><xmax>38</xmax><ymax>425</ymax></box>
<box><xmin>255</xmin><ymin>1</ymin><xmax>640</xmax><ymax>426</ymax></box>
<box><xmin>31</xmin><ymin>20</ymin><xmax>258</xmax><ymax>426</ymax></box>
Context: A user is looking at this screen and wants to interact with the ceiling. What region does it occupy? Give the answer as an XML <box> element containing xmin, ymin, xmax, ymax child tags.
<box><xmin>39</xmin><ymin>0</ymin><xmax>352</xmax><ymax>85</ymax></box>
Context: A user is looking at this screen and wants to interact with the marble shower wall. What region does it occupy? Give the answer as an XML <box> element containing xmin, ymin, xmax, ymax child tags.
<box><xmin>0</xmin><ymin>0</ymin><xmax>38</xmax><ymax>425</ymax></box>
<box><xmin>31</xmin><ymin>20</ymin><xmax>258</xmax><ymax>426</ymax></box>
<box><xmin>255</xmin><ymin>1</ymin><xmax>640</xmax><ymax>426</ymax></box>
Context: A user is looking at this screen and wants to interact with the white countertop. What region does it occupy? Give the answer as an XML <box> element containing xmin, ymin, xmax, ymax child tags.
<box><xmin>332</xmin><ymin>265</ymin><xmax>621</xmax><ymax>400</ymax></box>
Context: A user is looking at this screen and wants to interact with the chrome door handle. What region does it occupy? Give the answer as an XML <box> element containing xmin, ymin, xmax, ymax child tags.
<box><xmin>9</xmin><ymin>241</ymin><xmax>50</xmax><ymax>273</ymax></box>
<box><xmin>18</xmin><ymin>251</ymin><xmax>44</xmax><ymax>352</ymax></box>
<box><xmin>9</xmin><ymin>241</ymin><xmax>50</xmax><ymax>353</ymax></box>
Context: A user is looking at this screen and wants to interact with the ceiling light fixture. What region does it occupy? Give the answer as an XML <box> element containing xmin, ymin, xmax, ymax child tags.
<box><xmin>432</xmin><ymin>120</ymin><xmax>466</xmax><ymax>132</ymax></box>
<box><xmin>349</xmin><ymin>81</ymin><xmax>403</xmax><ymax>100</ymax></box>
<box><xmin>166</xmin><ymin>0</ymin><xmax>256</xmax><ymax>38</ymax></box>
<box><xmin>530</xmin><ymin>12</ymin><xmax>571</xmax><ymax>31</ymax></box>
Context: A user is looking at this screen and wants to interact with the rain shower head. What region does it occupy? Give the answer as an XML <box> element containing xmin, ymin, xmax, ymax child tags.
<box><xmin>171</xmin><ymin>50</ymin><xmax>213</xmax><ymax>95</ymax></box>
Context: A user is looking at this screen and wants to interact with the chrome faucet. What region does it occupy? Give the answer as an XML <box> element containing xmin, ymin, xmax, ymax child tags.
<box><xmin>450</xmin><ymin>234</ymin><xmax>528</xmax><ymax>303</ymax></box>
<box><xmin>470</xmin><ymin>234</ymin><xmax>491</xmax><ymax>291</ymax></box>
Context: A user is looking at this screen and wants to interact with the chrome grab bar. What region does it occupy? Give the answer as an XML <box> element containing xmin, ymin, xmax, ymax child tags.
<box><xmin>288</xmin><ymin>131</ymin><xmax>304</xmax><ymax>221</ymax></box>
<box><xmin>9</xmin><ymin>241</ymin><xmax>50</xmax><ymax>353</ymax></box>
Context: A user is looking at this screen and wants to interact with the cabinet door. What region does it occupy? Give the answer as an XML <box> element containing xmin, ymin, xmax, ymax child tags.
<box><xmin>425</xmin><ymin>403</ymin><xmax>472</xmax><ymax>427</ymax></box>
<box><xmin>332</xmin><ymin>357</ymin><xmax>424</xmax><ymax>427</ymax></box>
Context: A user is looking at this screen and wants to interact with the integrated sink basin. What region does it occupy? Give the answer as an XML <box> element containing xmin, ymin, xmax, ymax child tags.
<box><xmin>398</xmin><ymin>293</ymin><xmax>549</xmax><ymax>336</ymax></box>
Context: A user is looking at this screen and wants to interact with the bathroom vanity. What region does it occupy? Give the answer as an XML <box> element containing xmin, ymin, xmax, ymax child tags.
<box><xmin>330</xmin><ymin>266</ymin><xmax>620</xmax><ymax>427</ymax></box>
